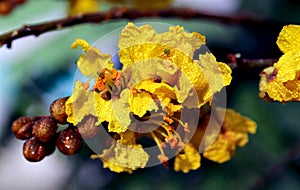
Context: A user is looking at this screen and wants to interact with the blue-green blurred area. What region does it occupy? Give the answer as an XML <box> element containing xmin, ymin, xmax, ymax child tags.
<box><xmin>0</xmin><ymin>0</ymin><xmax>299</xmax><ymax>190</ymax></box>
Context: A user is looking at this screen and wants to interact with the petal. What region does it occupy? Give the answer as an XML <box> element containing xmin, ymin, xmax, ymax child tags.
<box><xmin>113</xmin><ymin>143</ymin><xmax>149</xmax><ymax>170</ymax></box>
<box><xmin>196</xmin><ymin>53</ymin><xmax>232</xmax><ymax>105</ymax></box>
<box><xmin>118</xmin><ymin>22</ymin><xmax>158</xmax><ymax>50</ymax></box>
<box><xmin>65</xmin><ymin>81</ymin><xmax>97</xmax><ymax>125</ymax></box>
<box><xmin>129</xmin><ymin>91</ymin><xmax>158</xmax><ymax>117</ymax></box>
<box><xmin>174</xmin><ymin>143</ymin><xmax>201</xmax><ymax>173</ymax></box>
<box><xmin>222</xmin><ymin>109</ymin><xmax>257</xmax><ymax>135</ymax></box>
<box><xmin>275</xmin><ymin>51</ymin><xmax>300</xmax><ymax>82</ymax></box>
<box><xmin>276</xmin><ymin>25</ymin><xmax>300</xmax><ymax>53</ymax></box>
<box><xmin>203</xmin><ymin>135</ymin><xmax>234</xmax><ymax>163</ymax></box>
<box><xmin>158</xmin><ymin>25</ymin><xmax>204</xmax><ymax>58</ymax></box>
<box><xmin>91</xmin><ymin>144</ymin><xmax>133</xmax><ymax>173</ymax></box>
<box><xmin>72</xmin><ymin>39</ymin><xmax>113</xmax><ymax>77</ymax></box>
<box><xmin>94</xmin><ymin>93</ymin><xmax>113</xmax><ymax>123</ymax></box>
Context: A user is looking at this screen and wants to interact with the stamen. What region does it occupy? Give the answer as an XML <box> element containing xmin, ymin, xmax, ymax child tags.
<box><xmin>151</xmin><ymin>132</ymin><xmax>165</xmax><ymax>156</ymax></box>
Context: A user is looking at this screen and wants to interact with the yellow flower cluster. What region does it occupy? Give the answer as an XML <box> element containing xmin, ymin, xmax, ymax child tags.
<box><xmin>66</xmin><ymin>22</ymin><xmax>256</xmax><ymax>173</ymax></box>
<box><xmin>259</xmin><ymin>25</ymin><xmax>300</xmax><ymax>102</ymax></box>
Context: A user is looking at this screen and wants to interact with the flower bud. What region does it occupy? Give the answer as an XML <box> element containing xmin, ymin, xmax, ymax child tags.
<box><xmin>23</xmin><ymin>138</ymin><xmax>47</xmax><ymax>162</ymax></box>
<box><xmin>12</xmin><ymin>116</ymin><xmax>37</xmax><ymax>140</ymax></box>
<box><xmin>56</xmin><ymin>126</ymin><xmax>83</xmax><ymax>155</ymax></box>
<box><xmin>49</xmin><ymin>97</ymin><xmax>69</xmax><ymax>124</ymax></box>
<box><xmin>32</xmin><ymin>116</ymin><xmax>58</xmax><ymax>143</ymax></box>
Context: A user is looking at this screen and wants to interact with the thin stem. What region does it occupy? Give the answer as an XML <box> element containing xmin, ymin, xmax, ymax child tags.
<box><xmin>0</xmin><ymin>7</ymin><xmax>290</xmax><ymax>48</ymax></box>
<box><xmin>227</xmin><ymin>53</ymin><xmax>277</xmax><ymax>70</ymax></box>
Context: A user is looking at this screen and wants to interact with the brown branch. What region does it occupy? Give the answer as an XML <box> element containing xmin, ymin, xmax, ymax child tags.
<box><xmin>227</xmin><ymin>53</ymin><xmax>277</xmax><ymax>69</ymax></box>
<box><xmin>0</xmin><ymin>7</ymin><xmax>289</xmax><ymax>48</ymax></box>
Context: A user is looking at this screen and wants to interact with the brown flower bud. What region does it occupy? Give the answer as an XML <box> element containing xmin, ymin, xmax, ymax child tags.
<box><xmin>32</xmin><ymin>116</ymin><xmax>58</xmax><ymax>143</ymax></box>
<box><xmin>49</xmin><ymin>97</ymin><xmax>69</xmax><ymax>124</ymax></box>
<box><xmin>23</xmin><ymin>138</ymin><xmax>47</xmax><ymax>162</ymax></box>
<box><xmin>12</xmin><ymin>116</ymin><xmax>37</xmax><ymax>140</ymax></box>
<box><xmin>56</xmin><ymin>126</ymin><xmax>83</xmax><ymax>155</ymax></box>
<box><xmin>77</xmin><ymin>115</ymin><xmax>99</xmax><ymax>139</ymax></box>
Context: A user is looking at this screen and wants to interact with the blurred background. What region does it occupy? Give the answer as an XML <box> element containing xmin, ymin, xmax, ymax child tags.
<box><xmin>0</xmin><ymin>0</ymin><xmax>300</xmax><ymax>189</ymax></box>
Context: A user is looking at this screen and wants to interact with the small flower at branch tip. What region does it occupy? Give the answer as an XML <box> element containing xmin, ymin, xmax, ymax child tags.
<box><xmin>259</xmin><ymin>24</ymin><xmax>300</xmax><ymax>102</ymax></box>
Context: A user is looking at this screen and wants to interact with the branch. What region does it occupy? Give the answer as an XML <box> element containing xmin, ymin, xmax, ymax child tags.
<box><xmin>227</xmin><ymin>53</ymin><xmax>277</xmax><ymax>69</ymax></box>
<box><xmin>0</xmin><ymin>7</ymin><xmax>289</xmax><ymax>48</ymax></box>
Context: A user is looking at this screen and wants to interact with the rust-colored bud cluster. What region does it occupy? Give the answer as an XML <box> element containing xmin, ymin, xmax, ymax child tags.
<box><xmin>11</xmin><ymin>96</ymin><xmax>100</xmax><ymax>162</ymax></box>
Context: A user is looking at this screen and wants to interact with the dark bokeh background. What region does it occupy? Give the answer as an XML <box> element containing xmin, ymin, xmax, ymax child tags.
<box><xmin>0</xmin><ymin>0</ymin><xmax>299</xmax><ymax>189</ymax></box>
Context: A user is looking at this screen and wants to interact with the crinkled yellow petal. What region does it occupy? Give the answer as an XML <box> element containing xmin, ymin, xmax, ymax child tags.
<box><xmin>94</xmin><ymin>91</ymin><xmax>130</xmax><ymax>133</ymax></box>
<box><xmin>113</xmin><ymin>143</ymin><xmax>149</xmax><ymax>170</ymax></box>
<box><xmin>65</xmin><ymin>81</ymin><xmax>97</xmax><ymax>125</ymax></box>
<box><xmin>274</xmin><ymin>51</ymin><xmax>300</xmax><ymax>82</ymax></box>
<box><xmin>101</xmin><ymin>159</ymin><xmax>133</xmax><ymax>173</ymax></box>
<box><xmin>129</xmin><ymin>91</ymin><xmax>158</xmax><ymax>117</ymax></box>
<box><xmin>135</xmin><ymin>80</ymin><xmax>176</xmax><ymax>99</ymax></box>
<box><xmin>71</xmin><ymin>39</ymin><xmax>90</xmax><ymax>51</ymax></box>
<box><xmin>69</xmin><ymin>0</ymin><xmax>99</xmax><ymax>16</ymax></box>
<box><xmin>203</xmin><ymin>135</ymin><xmax>235</xmax><ymax>163</ymax></box>
<box><xmin>223</xmin><ymin>109</ymin><xmax>257</xmax><ymax>135</ymax></box>
<box><xmin>203</xmin><ymin>108</ymin><xmax>256</xmax><ymax>163</ymax></box>
<box><xmin>118</xmin><ymin>43</ymin><xmax>163</xmax><ymax>67</ymax></box>
<box><xmin>94</xmin><ymin>93</ymin><xmax>112</xmax><ymax>123</ymax></box>
<box><xmin>71</xmin><ymin>39</ymin><xmax>113</xmax><ymax>77</ymax></box>
<box><xmin>260</xmin><ymin>78</ymin><xmax>300</xmax><ymax>102</ymax></box>
<box><xmin>276</xmin><ymin>24</ymin><xmax>300</xmax><ymax>53</ymax></box>
<box><xmin>135</xmin><ymin>79</ymin><xmax>178</xmax><ymax>107</ymax></box>
<box><xmin>110</xmin><ymin>90</ymin><xmax>132</xmax><ymax>132</ymax></box>
<box><xmin>174</xmin><ymin>143</ymin><xmax>201</xmax><ymax>173</ymax></box>
<box><xmin>94</xmin><ymin>140</ymin><xmax>149</xmax><ymax>172</ymax></box>
<box><xmin>174</xmin><ymin>70</ymin><xmax>196</xmax><ymax>105</ymax></box>
<box><xmin>118</xmin><ymin>22</ymin><xmax>158</xmax><ymax>50</ymax></box>
<box><xmin>108</xmin><ymin>115</ymin><xmax>128</xmax><ymax>133</ymax></box>
<box><xmin>158</xmin><ymin>25</ymin><xmax>204</xmax><ymax>58</ymax></box>
<box><xmin>197</xmin><ymin>53</ymin><xmax>232</xmax><ymax>104</ymax></box>
<box><xmin>91</xmin><ymin>145</ymin><xmax>133</xmax><ymax>173</ymax></box>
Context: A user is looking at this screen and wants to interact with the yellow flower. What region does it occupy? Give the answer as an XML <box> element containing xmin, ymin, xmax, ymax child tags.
<box><xmin>67</xmin><ymin>23</ymin><xmax>236</xmax><ymax>173</ymax></box>
<box><xmin>259</xmin><ymin>25</ymin><xmax>300</xmax><ymax>102</ymax></box>
<box><xmin>203</xmin><ymin>109</ymin><xmax>257</xmax><ymax>163</ymax></box>
<box><xmin>68</xmin><ymin>0</ymin><xmax>99</xmax><ymax>16</ymax></box>
<box><xmin>174</xmin><ymin>143</ymin><xmax>201</xmax><ymax>173</ymax></box>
